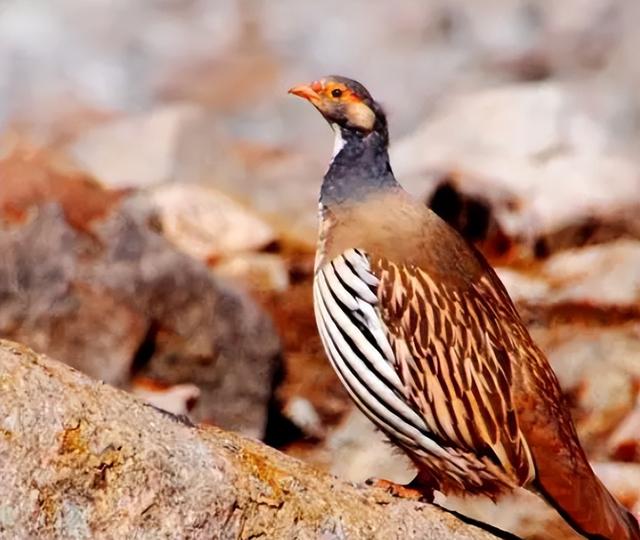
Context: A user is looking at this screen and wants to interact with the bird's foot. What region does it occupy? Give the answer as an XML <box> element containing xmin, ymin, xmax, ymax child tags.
<box><xmin>365</xmin><ymin>477</ymin><xmax>433</xmax><ymax>502</ymax></box>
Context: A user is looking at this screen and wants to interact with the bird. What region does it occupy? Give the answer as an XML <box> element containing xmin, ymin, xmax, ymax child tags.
<box><xmin>288</xmin><ymin>75</ymin><xmax>640</xmax><ymax>540</ymax></box>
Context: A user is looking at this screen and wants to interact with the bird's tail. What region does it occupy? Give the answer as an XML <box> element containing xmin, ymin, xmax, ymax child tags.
<box><xmin>532</xmin><ymin>462</ymin><xmax>640</xmax><ymax>540</ymax></box>
<box><xmin>519</xmin><ymin>346</ymin><xmax>640</xmax><ymax>540</ymax></box>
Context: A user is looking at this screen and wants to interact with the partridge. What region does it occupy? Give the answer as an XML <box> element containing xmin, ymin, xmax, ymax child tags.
<box><xmin>289</xmin><ymin>75</ymin><xmax>640</xmax><ymax>540</ymax></box>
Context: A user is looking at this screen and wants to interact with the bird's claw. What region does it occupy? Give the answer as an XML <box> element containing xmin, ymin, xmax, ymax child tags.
<box><xmin>365</xmin><ymin>477</ymin><xmax>432</xmax><ymax>502</ymax></box>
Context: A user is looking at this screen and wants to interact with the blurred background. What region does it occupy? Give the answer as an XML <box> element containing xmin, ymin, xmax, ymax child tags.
<box><xmin>1</xmin><ymin>0</ymin><xmax>640</xmax><ymax>538</ymax></box>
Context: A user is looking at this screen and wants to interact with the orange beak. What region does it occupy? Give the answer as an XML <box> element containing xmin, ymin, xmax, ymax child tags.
<box><xmin>288</xmin><ymin>81</ymin><xmax>323</xmax><ymax>103</ymax></box>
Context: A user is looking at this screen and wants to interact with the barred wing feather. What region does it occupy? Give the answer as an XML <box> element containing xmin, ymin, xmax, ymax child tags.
<box><xmin>373</xmin><ymin>255</ymin><xmax>535</xmax><ymax>487</ymax></box>
<box><xmin>313</xmin><ymin>247</ymin><xmax>535</xmax><ymax>490</ymax></box>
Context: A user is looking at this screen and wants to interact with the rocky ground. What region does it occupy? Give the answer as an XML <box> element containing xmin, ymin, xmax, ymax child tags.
<box><xmin>0</xmin><ymin>341</ymin><xmax>497</xmax><ymax>540</ymax></box>
<box><xmin>1</xmin><ymin>1</ymin><xmax>640</xmax><ymax>538</ymax></box>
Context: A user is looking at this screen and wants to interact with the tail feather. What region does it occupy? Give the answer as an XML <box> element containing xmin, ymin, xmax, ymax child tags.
<box><xmin>525</xmin><ymin>420</ymin><xmax>640</xmax><ymax>540</ymax></box>
<box><xmin>518</xmin><ymin>363</ymin><xmax>640</xmax><ymax>540</ymax></box>
<box><xmin>532</xmin><ymin>474</ymin><xmax>639</xmax><ymax>540</ymax></box>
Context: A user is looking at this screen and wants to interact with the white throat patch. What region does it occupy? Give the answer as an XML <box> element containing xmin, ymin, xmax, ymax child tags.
<box><xmin>331</xmin><ymin>123</ymin><xmax>345</xmax><ymax>160</ymax></box>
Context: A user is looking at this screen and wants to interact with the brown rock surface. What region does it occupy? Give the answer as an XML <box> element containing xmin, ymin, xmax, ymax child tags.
<box><xmin>0</xmin><ymin>146</ymin><xmax>126</xmax><ymax>231</ymax></box>
<box><xmin>147</xmin><ymin>183</ymin><xmax>276</xmax><ymax>262</ymax></box>
<box><xmin>68</xmin><ymin>105</ymin><xmax>205</xmax><ymax>189</ymax></box>
<box><xmin>609</xmin><ymin>399</ymin><xmax>640</xmax><ymax>463</ymax></box>
<box><xmin>391</xmin><ymin>83</ymin><xmax>640</xmax><ymax>260</ymax></box>
<box><xmin>521</xmin><ymin>307</ymin><xmax>640</xmax><ymax>455</ymax></box>
<box><xmin>0</xmin><ymin>340</ymin><xmax>498</xmax><ymax>540</ymax></box>
<box><xmin>0</xmin><ymin>150</ymin><xmax>281</xmax><ymax>437</ymax></box>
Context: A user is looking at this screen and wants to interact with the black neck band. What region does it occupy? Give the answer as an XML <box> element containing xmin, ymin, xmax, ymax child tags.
<box><xmin>320</xmin><ymin>126</ymin><xmax>398</xmax><ymax>205</ymax></box>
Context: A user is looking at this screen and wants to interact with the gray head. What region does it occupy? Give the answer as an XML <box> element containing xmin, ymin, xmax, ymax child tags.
<box><xmin>288</xmin><ymin>75</ymin><xmax>388</xmax><ymax>140</ymax></box>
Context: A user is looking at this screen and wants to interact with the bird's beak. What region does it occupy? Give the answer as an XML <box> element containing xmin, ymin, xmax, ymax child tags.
<box><xmin>288</xmin><ymin>82</ymin><xmax>322</xmax><ymax>103</ymax></box>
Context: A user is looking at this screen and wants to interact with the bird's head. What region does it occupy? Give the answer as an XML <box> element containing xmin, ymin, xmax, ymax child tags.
<box><xmin>288</xmin><ymin>76</ymin><xmax>386</xmax><ymax>137</ymax></box>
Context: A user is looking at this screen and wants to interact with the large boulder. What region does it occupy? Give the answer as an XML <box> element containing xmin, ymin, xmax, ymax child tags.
<box><xmin>391</xmin><ymin>83</ymin><xmax>640</xmax><ymax>259</ymax></box>
<box><xmin>0</xmin><ymin>148</ymin><xmax>280</xmax><ymax>437</ymax></box>
<box><xmin>0</xmin><ymin>340</ymin><xmax>498</xmax><ymax>540</ymax></box>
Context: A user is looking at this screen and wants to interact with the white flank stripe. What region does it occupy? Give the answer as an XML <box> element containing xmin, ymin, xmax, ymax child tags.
<box><xmin>313</xmin><ymin>284</ymin><xmax>416</xmax><ymax>447</ymax></box>
<box><xmin>322</xmin><ymin>263</ymin><xmax>359</xmax><ymax>311</ymax></box>
<box><xmin>318</xmin><ymin>280</ymin><xmax>416</xmax><ymax>435</ymax></box>
<box><xmin>317</xmin><ymin>274</ymin><xmax>401</xmax><ymax>398</ymax></box>
<box><xmin>354</xmin><ymin>297</ymin><xmax>397</xmax><ymax>362</ymax></box>
<box><xmin>343</xmin><ymin>249</ymin><xmax>380</xmax><ymax>287</ymax></box>
<box><xmin>317</xmin><ymin>271</ymin><xmax>405</xmax><ymax>393</ymax></box>
<box><xmin>314</xmin><ymin>250</ymin><xmax>454</xmax><ymax>461</ymax></box>
<box><xmin>316</xmin><ymin>278</ymin><xmax>449</xmax><ymax>459</ymax></box>
<box><xmin>332</xmin><ymin>256</ymin><xmax>378</xmax><ymax>303</ymax></box>
<box><xmin>316</xmin><ymin>318</ymin><xmax>414</xmax><ymax>445</ymax></box>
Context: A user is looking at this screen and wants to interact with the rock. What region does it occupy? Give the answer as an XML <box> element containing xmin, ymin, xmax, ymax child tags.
<box><xmin>66</xmin><ymin>100</ymin><xmax>321</xmax><ymax>247</ymax></box>
<box><xmin>439</xmin><ymin>489</ymin><xmax>580</xmax><ymax>540</ymax></box>
<box><xmin>174</xmin><ymin>132</ymin><xmax>323</xmax><ymax>248</ymax></box>
<box><xmin>0</xmin><ymin>145</ymin><xmax>125</xmax><ymax>231</ymax></box>
<box><xmin>593</xmin><ymin>462</ymin><xmax>640</xmax><ymax>515</ymax></box>
<box><xmin>263</xmin><ymin>275</ymin><xmax>352</xmax><ymax>433</ymax></box>
<box><xmin>444</xmin><ymin>461</ymin><xmax>640</xmax><ymax>539</ymax></box>
<box><xmin>529</xmin><ymin>322</ymin><xmax>639</xmax><ymax>453</ymax></box>
<box><xmin>470</xmin><ymin>0</ymin><xmax>627</xmax><ymax>78</ymax></box>
<box><xmin>0</xmin><ymin>203</ymin><xmax>145</xmax><ymax>387</ymax></box>
<box><xmin>157</xmin><ymin>37</ymin><xmax>280</xmax><ymax>111</ymax></box>
<box><xmin>147</xmin><ymin>183</ymin><xmax>276</xmax><ymax>262</ymax></box>
<box><xmin>575</xmin><ymin>366</ymin><xmax>635</xmax><ymax>453</ymax></box>
<box><xmin>3</xmin><ymin>102</ymin><xmax>117</xmax><ymax>149</ymax></box>
<box><xmin>537</xmin><ymin>240</ymin><xmax>640</xmax><ymax>305</ymax></box>
<box><xmin>536</xmin><ymin>0</ymin><xmax>623</xmax><ymax>70</ymax></box>
<box><xmin>425</xmin><ymin>175</ymin><xmax>517</xmax><ymax>261</ymax></box>
<box><xmin>0</xmin><ymin>0</ymin><xmax>242</xmax><ymax>122</ymax></box>
<box><xmin>213</xmin><ymin>253</ymin><xmax>289</xmax><ymax>293</ymax></box>
<box><xmin>8</xmin><ymin>2</ymin><xmax>637</xmax><ymax>254</ymax></box>
<box><xmin>3</xmin><ymin>0</ymin><xmax>640</xmax><ymax>157</ymax></box>
<box><xmin>0</xmin><ymin>340</ymin><xmax>500</xmax><ymax>540</ymax></box>
<box><xmin>88</xmin><ymin>195</ymin><xmax>281</xmax><ymax>437</ymax></box>
<box><xmin>283</xmin><ymin>406</ymin><xmax>415</xmax><ymax>483</ymax></box>
<box><xmin>68</xmin><ymin>105</ymin><xmax>204</xmax><ymax>188</ymax></box>
<box><xmin>495</xmin><ymin>267</ymin><xmax>552</xmax><ymax>304</ymax></box>
<box><xmin>493</xmin><ymin>237</ymin><xmax>640</xmax><ymax>426</ymax></box>
<box><xmin>497</xmin><ymin>240</ymin><xmax>640</xmax><ymax>306</ymax></box>
<box><xmin>391</xmin><ymin>83</ymin><xmax>640</xmax><ymax>258</ymax></box>
<box><xmin>131</xmin><ymin>379</ymin><xmax>200</xmax><ymax>417</ymax></box>
<box><xmin>608</xmin><ymin>399</ymin><xmax>640</xmax><ymax>463</ymax></box>
<box><xmin>0</xmin><ymin>150</ymin><xmax>281</xmax><ymax>437</ymax></box>
<box><xmin>324</xmin><ymin>408</ymin><xmax>415</xmax><ymax>485</ymax></box>
<box><xmin>282</xmin><ymin>396</ymin><xmax>325</xmax><ymax>439</ymax></box>
<box><xmin>289</xmin><ymin>405</ymin><xmax>637</xmax><ymax>540</ymax></box>
<box><xmin>523</xmin><ymin>308</ymin><xmax>640</xmax><ymax>384</ymax></box>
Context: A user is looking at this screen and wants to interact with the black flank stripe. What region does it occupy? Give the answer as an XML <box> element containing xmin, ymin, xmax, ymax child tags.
<box><xmin>319</xmin><ymin>286</ymin><xmax>442</xmax><ymax>443</ymax></box>
<box><xmin>324</xmin><ymin>285</ymin><xmax>415</xmax><ymax>411</ymax></box>
<box><xmin>341</xmin><ymin>256</ymin><xmax>363</xmax><ymax>284</ymax></box>
<box><xmin>320</xmin><ymin>312</ymin><xmax>420</xmax><ymax>442</ymax></box>
<box><xmin>316</xmin><ymin>296</ymin><xmax>396</xmax><ymax>433</ymax></box>
<box><xmin>330</xmin><ymin>261</ymin><xmax>360</xmax><ymax>298</ymax></box>
<box><xmin>318</xmin><ymin>276</ymin><xmax>394</xmax><ymax>389</ymax></box>
<box><xmin>323</xmin><ymin>274</ymin><xmax>393</xmax><ymax>374</ymax></box>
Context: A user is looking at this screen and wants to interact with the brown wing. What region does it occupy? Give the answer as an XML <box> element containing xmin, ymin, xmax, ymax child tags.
<box><xmin>371</xmin><ymin>255</ymin><xmax>535</xmax><ymax>491</ymax></box>
<box><xmin>475</xmin><ymin>266</ymin><xmax>640</xmax><ymax>540</ymax></box>
<box><xmin>372</xmin><ymin>253</ymin><xmax>640</xmax><ymax>540</ymax></box>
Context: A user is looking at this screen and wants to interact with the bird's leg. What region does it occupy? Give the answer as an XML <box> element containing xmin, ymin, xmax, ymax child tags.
<box><xmin>365</xmin><ymin>474</ymin><xmax>435</xmax><ymax>502</ymax></box>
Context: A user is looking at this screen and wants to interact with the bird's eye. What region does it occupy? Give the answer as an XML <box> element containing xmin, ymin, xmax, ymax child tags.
<box><xmin>331</xmin><ymin>88</ymin><xmax>343</xmax><ymax>98</ymax></box>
